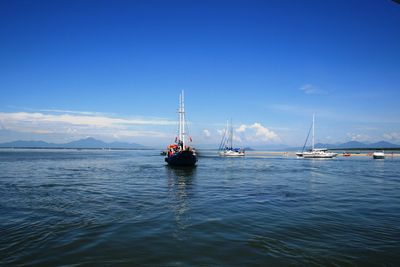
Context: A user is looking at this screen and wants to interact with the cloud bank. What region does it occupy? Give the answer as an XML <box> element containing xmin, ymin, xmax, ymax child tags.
<box><xmin>235</xmin><ymin>123</ymin><xmax>280</xmax><ymax>143</ymax></box>
<box><xmin>0</xmin><ymin>111</ymin><xmax>175</xmax><ymax>141</ymax></box>
<box><xmin>346</xmin><ymin>132</ymin><xmax>372</xmax><ymax>142</ymax></box>
<box><xmin>383</xmin><ymin>132</ymin><xmax>400</xmax><ymax>142</ymax></box>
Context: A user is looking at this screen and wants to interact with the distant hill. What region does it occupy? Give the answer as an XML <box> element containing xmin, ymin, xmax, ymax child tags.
<box><xmin>314</xmin><ymin>141</ymin><xmax>367</xmax><ymax>149</ymax></box>
<box><xmin>336</xmin><ymin>141</ymin><xmax>368</xmax><ymax>149</ymax></box>
<box><xmin>314</xmin><ymin>140</ymin><xmax>400</xmax><ymax>149</ymax></box>
<box><xmin>369</xmin><ymin>141</ymin><xmax>400</xmax><ymax>148</ymax></box>
<box><xmin>0</xmin><ymin>137</ymin><xmax>145</xmax><ymax>149</ymax></box>
<box><xmin>285</xmin><ymin>140</ymin><xmax>400</xmax><ymax>151</ymax></box>
<box><xmin>0</xmin><ymin>140</ymin><xmax>58</xmax><ymax>148</ymax></box>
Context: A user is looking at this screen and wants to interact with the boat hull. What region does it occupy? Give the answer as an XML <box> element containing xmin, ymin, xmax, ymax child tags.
<box><xmin>372</xmin><ymin>152</ymin><xmax>385</xmax><ymax>159</ymax></box>
<box><xmin>165</xmin><ymin>150</ymin><xmax>197</xmax><ymax>166</ymax></box>
<box><xmin>302</xmin><ymin>152</ymin><xmax>338</xmax><ymax>158</ymax></box>
<box><xmin>219</xmin><ymin>150</ymin><xmax>245</xmax><ymax>157</ymax></box>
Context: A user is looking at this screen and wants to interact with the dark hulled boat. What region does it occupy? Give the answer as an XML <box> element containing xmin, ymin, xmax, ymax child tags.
<box><xmin>165</xmin><ymin>91</ymin><xmax>197</xmax><ymax>167</ymax></box>
<box><xmin>165</xmin><ymin>146</ymin><xmax>197</xmax><ymax>166</ymax></box>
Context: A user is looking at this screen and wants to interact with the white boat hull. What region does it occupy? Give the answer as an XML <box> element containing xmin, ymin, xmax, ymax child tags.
<box><xmin>302</xmin><ymin>151</ymin><xmax>338</xmax><ymax>159</ymax></box>
<box><xmin>372</xmin><ymin>152</ymin><xmax>384</xmax><ymax>159</ymax></box>
<box><xmin>219</xmin><ymin>150</ymin><xmax>245</xmax><ymax>157</ymax></box>
<box><xmin>298</xmin><ymin>115</ymin><xmax>337</xmax><ymax>159</ymax></box>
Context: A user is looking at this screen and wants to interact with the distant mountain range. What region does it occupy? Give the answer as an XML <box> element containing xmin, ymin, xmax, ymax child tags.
<box><xmin>0</xmin><ymin>137</ymin><xmax>145</xmax><ymax>149</ymax></box>
<box><xmin>1</xmin><ymin>138</ymin><xmax>399</xmax><ymax>150</ymax></box>
<box><xmin>247</xmin><ymin>141</ymin><xmax>400</xmax><ymax>151</ymax></box>
<box><xmin>314</xmin><ymin>141</ymin><xmax>400</xmax><ymax>149</ymax></box>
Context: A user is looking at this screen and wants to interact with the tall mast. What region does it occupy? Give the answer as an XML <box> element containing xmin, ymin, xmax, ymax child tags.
<box><xmin>312</xmin><ymin>113</ymin><xmax>315</xmax><ymax>150</ymax></box>
<box><xmin>178</xmin><ymin>92</ymin><xmax>182</xmax><ymax>144</ymax></box>
<box><xmin>226</xmin><ymin>120</ymin><xmax>229</xmax><ymax>148</ymax></box>
<box><xmin>180</xmin><ymin>90</ymin><xmax>185</xmax><ymax>149</ymax></box>
<box><xmin>229</xmin><ymin>118</ymin><xmax>233</xmax><ymax>149</ymax></box>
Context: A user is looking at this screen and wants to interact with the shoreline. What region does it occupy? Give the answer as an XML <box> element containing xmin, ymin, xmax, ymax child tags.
<box><xmin>246</xmin><ymin>151</ymin><xmax>400</xmax><ymax>157</ymax></box>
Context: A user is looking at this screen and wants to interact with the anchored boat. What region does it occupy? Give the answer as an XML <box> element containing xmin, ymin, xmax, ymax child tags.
<box><xmin>218</xmin><ymin>119</ymin><xmax>245</xmax><ymax>157</ymax></box>
<box><xmin>372</xmin><ymin>151</ymin><xmax>385</xmax><ymax>159</ymax></box>
<box><xmin>303</xmin><ymin>148</ymin><xmax>338</xmax><ymax>158</ymax></box>
<box><xmin>165</xmin><ymin>91</ymin><xmax>197</xmax><ymax>167</ymax></box>
<box><xmin>297</xmin><ymin>114</ymin><xmax>337</xmax><ymax>159</ymax></box>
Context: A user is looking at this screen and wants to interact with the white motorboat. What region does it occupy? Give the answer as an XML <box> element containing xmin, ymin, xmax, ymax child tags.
<box><xmin>372</xmin><ymin>151</ymin><xmax>385</xmax><ymax>159</ymax></box>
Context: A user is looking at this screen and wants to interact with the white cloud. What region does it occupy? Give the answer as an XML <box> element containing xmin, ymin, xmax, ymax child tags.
<box><xmin>299</xmin><ymin>84</ymin><xmax>328</xmax><ymax>95</ymax></box>
<box><xmin>346</xmin><ymin>132</ymin><xmax>371</xmax><ymax>142</ymax></box>
<box><xmin>0</xmin><ymin>111</ymin><xmax>174</xmax><ymax>140</ymax></box>
<box><xmin>0</xmin><ymin>112</ymin><xmax>175</xmax><ymax>128</ymax></box>
<box><xmin>217</xmin><ymin>128</ymin><xmax>226</xmax><ymax>136</ymax></box>
<box><xmin>32</xmin><ymin>108</ymin><xmax>106</xmax><ymax>116</ymax></box>
<box><xmin>232</xmin><ymin>135</ymin><xmax>242</xmax><ymax>142</ymax></box>
<box><xmin>250</xmin><ymin>123</ymin><xmax>279</xmax><ymax>141</ymax></box>
<box><xmin>203</xmin><ymin>129</ymin><xmax>211</xmax><ymax>138</ymax></box>
<box><xmin>300</xmin><ymin>84</ymin><xmax>317</xmax><ymax>94</ymax></box>
<box><xmin>236</xmin><ymin>124</ymin><xmax>247</xmax><ymax>133</ymax></box>
<box><xmin>383</xmin><ymin>132</ymin><xmax>400</xmax><ymax>142</ymax></box>
<box><xmin>235</xmin><ymin>122</ymin><xmax>280</xmax><ymax>143</ymax></box>
<box><xmin>107</xmin><ymin>130</ymin><xmax>168</xmax><ymax>138</ymax></box>
<box><xmin>6</xmin><ymin>106</ymin><xmax>110</xmax><ymax>116</ymax></box>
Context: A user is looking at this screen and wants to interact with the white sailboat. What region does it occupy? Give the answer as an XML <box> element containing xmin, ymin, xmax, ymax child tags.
<box><xmin>219</xmin><ymin>119</ymin><xmax>245</xmax><ymax>157</ymax></box>
<box><xmin>297</xmin><ymin>114</ymin><xmax>338</xmax><ymax>159</ymax></box>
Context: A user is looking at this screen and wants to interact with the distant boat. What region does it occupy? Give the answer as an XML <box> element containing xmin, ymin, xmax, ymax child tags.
<box><xmin>343</xmin><ymin>152</ymin><xmax>351</xmax><ymax>157</ymax></box>
<box><xmin>297</xmin><ymin>114</ymin><xmax>338</xmax><ymax>159</ymax></box>
<box><xmin>164</xmin><ymin>91</ymin><xmax>197</xmax><ymax>167</ymax></box>
<box><xmin>372</xmin><ymin>151</ymin><xmax>385</xmax><ymax>159</ymax></box>
<box><xmin>303</xmin><ymin>148</ymin><xmax>338</xmax><ymax>159</ymax></box>
<box><xmin>218</xmin><ymin>119</ymin><xmax>245</xmax><ymax>157</ymax></box>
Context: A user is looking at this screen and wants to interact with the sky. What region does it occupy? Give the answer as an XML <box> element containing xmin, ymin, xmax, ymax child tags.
<box><xmin>0</xmin><ymin>0</ymin><xmax>399</xmax><ymax>148</ymax></box>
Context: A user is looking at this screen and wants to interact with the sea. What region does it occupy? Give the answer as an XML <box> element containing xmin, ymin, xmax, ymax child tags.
<box><xmin>0</xmin><ymin>149</ymin><xmax>399</xmax><ymax>266</ymax></box>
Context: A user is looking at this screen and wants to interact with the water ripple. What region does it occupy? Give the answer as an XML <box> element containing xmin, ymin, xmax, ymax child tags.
<box><xmin>1</xmin><ymin>150</ymin><xmax>400</xmax><ymax>266</ymax></box>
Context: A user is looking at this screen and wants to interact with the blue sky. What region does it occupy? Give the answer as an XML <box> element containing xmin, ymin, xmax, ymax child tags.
<box><xmin>0</xmin><ymin>0</ymin><xmax>399</xmax><ymax>147</ymax></box>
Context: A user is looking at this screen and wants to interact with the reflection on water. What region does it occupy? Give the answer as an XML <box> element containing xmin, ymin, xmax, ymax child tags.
<box><xmin>1</xmin><ymin>150</ymin><xmax>400</xmax><ymax>266</ymax></box>
<box><xmin>166</xmin><ymin>166</ymin><xmax>196</xmax><ymax>236</ymax></box>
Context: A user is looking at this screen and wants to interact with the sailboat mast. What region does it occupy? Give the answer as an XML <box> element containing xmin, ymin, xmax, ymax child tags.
<box><xmin>230</xmin><ymin>118</ymin><xmax>233</xmax><ymax>149</ymax></box>
<box><xmin>312</xmin><ymin>113</ymin><xmax>315</xmax><ymax>150</ymax></box>
<box><xmin>178</xmin><ymin>93</ymin><xmax>182</xmax><ymax>144</ymax></box>
<box><xmin>223</xmin><ymin>120</ymin><xmax>229</xmax><ymax>150</ymax></box>
<box><xmin>181</xmin><ymin>90</ymin><xmax>185</xmax><ymax>149</ymax></box>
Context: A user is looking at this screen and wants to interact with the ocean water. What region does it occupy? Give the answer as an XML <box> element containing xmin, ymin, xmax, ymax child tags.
<box><xmin>0</xmin><ymin>149</ymin><xmax>399</xmax><ymax>266</ymax></box>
